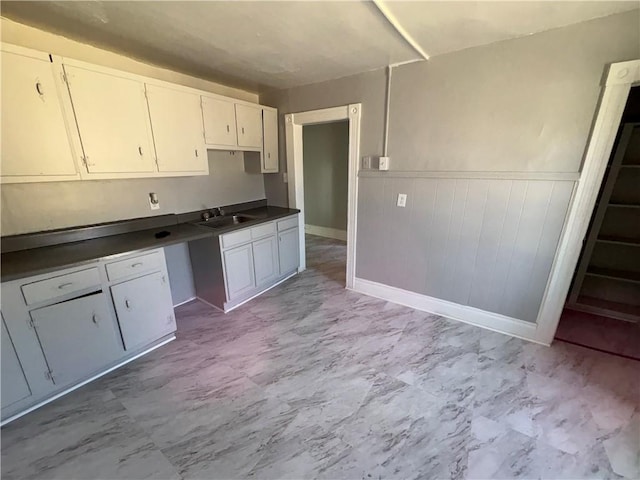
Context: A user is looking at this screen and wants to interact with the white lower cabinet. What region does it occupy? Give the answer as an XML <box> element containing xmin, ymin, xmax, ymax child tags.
<box><xmin>253</xmin><ymin>236</ymin><xmax>279</xmax><ymax>287</ymax></box>
<box><xmin>190</xmin><ymin>214</ymin><xmax>300</xmax><ymax>312</ymax></box>
<box><xmin>111</xmin><ymin>272</ymin><xmax>176</xmax><ymax>351</ymax></box>
<box><xmin>29</xmin><ymin>292</ymin><xmax>122</xmax><ymax>388</ymax></box>
<box><xmin>0</xmin><ymin>248</ymin><xmax>176</xmax><ymax>423</ymax></box>
<box><xmin>1</xmin><ymin>317</ymin><xmax>32</xmax><ymax>409</ymax></box>
<box><xmin>223</xmin><ymin>244</ymin><xmax>256</xmax><ymax>301</ymax></box>
<box><xmin>278</xmin><ymin>227</ymin><xmax>300</xmax><ymax>275</ymax></box>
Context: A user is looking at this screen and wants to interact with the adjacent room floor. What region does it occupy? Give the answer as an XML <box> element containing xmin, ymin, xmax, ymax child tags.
<box><xmin>2</xmin><ymin>235</ymin><xmax>638</xmax><ymax>479</ymax></box>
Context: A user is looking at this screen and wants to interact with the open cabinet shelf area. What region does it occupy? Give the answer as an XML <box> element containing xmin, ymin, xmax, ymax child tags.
<box><xmin>568</xmin><ymin>121</ymin><xmax>640</xmax><ymax>322</ymax></box>
<box><xmin>567</xmin><ymin>296</ymin><xmax>640</xmax><ymax>323</ymax></box>
<box><xmin>586</xmin><ymin>266</ymin><xmax>640</xmax><ymax>284</ymax></box>
<box><xmin>596</xmin><ymin>235</ymin><xmax>640</xmax><ymax>246</ymax></box>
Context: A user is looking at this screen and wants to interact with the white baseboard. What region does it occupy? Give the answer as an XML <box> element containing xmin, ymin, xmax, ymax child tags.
<box><xmin>173</xmin><ymin>296</ymin><xmax>196</xmax><ymax>308</ymax></box>
<box><xmin>351</xmin><ymin>277</ymin><xmax>547</xmax><ymax>345</ymax></box>
<box><xmin>305</xmin><ymin>224</ymin><xmax>347</xmax><ymax>241</ymax></box>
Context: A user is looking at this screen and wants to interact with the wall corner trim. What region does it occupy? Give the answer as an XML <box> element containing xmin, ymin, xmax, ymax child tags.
<box><xmin>351</xmin><ymin>277</ymin><xmax>548</xmax><ymax>345</ymax></box>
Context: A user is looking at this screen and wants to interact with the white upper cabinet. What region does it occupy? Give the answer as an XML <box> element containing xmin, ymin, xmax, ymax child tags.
<box><xmin>1</xmin><ymin>45</ymin><xmax>78</xmax><ymax>183</ymax></box>
<box><xmin>202</xmin><ymin>96</ymin><xmax>238</xmax><ymax>147</ymax></box>
<box><xmin>235</xmin><ymin>104</ymin><xmax>263</xmax><ymax>148</ymax></box>
<box><xmin>64</xmin><ymin>64</ymin><xmax>156</xmax><ymax>175</ymax></box>
<box><xmin>262</xmin><ymin>108</ymin><xmax>279</xmax><ymax>173</ymax></box>
<box><xmin>146</xmin><ymin>84</ymin><xmax>208</xmax><ymax>174</ymax></box>
<box><xmin>1</xmin><ymin>44</ymin><xmax>278</xmax><ymax>183</ymax></box>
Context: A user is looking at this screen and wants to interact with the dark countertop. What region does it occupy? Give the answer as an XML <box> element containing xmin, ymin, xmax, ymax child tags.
<box><xmin>1</xmin><ymin>205</ymin><xmax>299</xmax><ymax>283</ymax></box>
<box><xmin>187</xmin><ymin>206</ymin><xmax>300</xmax><ymax>235</ymax></box>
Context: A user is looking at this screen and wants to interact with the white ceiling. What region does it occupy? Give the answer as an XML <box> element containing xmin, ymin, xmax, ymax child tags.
<box><xmin>381</xmin><ymin>1</ymin><xmax>640</xmax><ymax>58</ymax></box>
<box><xmin>2</xmin><ymin>1</ymin><xmax>638</xmax><ymax>93</ymax></box>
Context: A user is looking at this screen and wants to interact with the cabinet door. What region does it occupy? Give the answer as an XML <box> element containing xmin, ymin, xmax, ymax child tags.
<box><xmin>64</xmin><ymin>64</ymin><xmax>156</xmax><ymax>174</ymax></box>
<box><xmin>235</xmin><ymin>104</ymin><xmax>263</xmax><ymax>148</ymax></box>
<box><xmin>278</xmin><ymin>228</ymin><xmax>300</xmax><ymax>275</ymax></box>
<box><xmin>146</xmin><ymin>84</ymin><xmax>207</xmax><ymax>173</ymax></box>
<box><xmin>1</xmin><ymin>316</ymin><xmax>32</xmax><ymax>409</ymax></box>
<box><xmin>1</xmin><ymin>48</ymin><xmax>77</xmax><ymax>178</ymax></box>
<box><xmin>111</xmin><ymin>272</ymin><xmax>176</xmax><ymax>351</ymax></box>
<box><xmin>252</xmin><ymin>236</ymin><xmax>279</xmax><ymax>287</ymax></box>
<box><xmin>30</xmin><ymin>292</ymin><xmax>123</xmax><ymax>387</ymax></box>
<box><xmin>262</xmin><ymin>109</ymin><xmax>279</xmax><ymax>172</ymax></box>
<box><xmin>223</xmin><ymin>244</ymin><xmax>256</xmax><ymax>301</ymax></box>
<box><xmin>202</xmin><ymin>96</ymin><xmax>237</xmax><ymax>146</ymax></box>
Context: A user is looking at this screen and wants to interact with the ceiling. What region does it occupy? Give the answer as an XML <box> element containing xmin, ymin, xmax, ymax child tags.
<box><xmin>2</xmin><ymin>1</ymin><xmax>638</xmax><ymax>93</ymax></box>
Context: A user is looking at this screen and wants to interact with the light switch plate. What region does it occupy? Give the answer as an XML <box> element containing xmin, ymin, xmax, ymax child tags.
<box><xmin>283</xmin><ymin>172</ymin><xmax>288</xmax><ymax>183</ymax></box>
<box><xmin>397</xmin><ymin>193</ymin><xmax>407</xmax><ymax>207</ymax></box>
<box><xmin>379</xmin><ymin>156</ymin><xmax>390</xmax><ymax>170</ymax></box>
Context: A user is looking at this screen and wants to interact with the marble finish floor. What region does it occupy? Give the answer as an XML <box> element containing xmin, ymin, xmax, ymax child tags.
<box><xmin>2</xmin><ymin>235</ymin><xmax>639</xmax><ymax>479</ymax></box>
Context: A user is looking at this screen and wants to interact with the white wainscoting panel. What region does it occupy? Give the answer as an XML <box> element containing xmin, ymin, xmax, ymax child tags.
<box><xmin>355</xmin><ymin>174</ymin><xmax>575</xmax><ymax>323</ymax></box>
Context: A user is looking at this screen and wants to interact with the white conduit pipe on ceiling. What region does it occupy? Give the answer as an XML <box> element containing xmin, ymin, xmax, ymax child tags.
<box><xmin>372</xmin><ymin>0</ymin><xmax>429</xmax><ymax>157</ymax></box>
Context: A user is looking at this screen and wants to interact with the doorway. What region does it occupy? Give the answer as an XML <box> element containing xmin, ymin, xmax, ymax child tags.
<box><xmin>302</xmin><ymin>121</ymin><xmax>350</xmax><ymax>242</ymax></box>
<box><xmin>284</xmin><ymin>104</ymin><xmax>362</xmax><ymax>289</ymax></box>
<box><xmin>556</xmin><ymin>87</ymin><xmax>640</xmax><ymax>358</ymax></box>
<box><xmin>535</xmin><ymin>60</ymin><xmax>640</xmax><ymax>345</ymax></box>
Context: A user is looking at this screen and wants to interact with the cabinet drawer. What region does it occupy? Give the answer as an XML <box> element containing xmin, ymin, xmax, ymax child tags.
<box><xmin>221</xmin><ymin>229</ymin><xmax>252</xmax><ymax>249</ymax></box>
<box><xmin>106</xmin><ymin>251</ymin><xmax>162</xmax><ymax>281</ymax></box>
<box><xmin>277</xmin><ymin>216</ymin><xmax>298</xmax><ymax>232</ymax></box>
<box><xmin>251</xmin><ymin>222</ymin><xmax>276</xmax><ymax>240</ymax></box>
<box><xmin>21</xmin><ymin>268</ymin><xmax>101</xmax><ymax>306</ymax></box>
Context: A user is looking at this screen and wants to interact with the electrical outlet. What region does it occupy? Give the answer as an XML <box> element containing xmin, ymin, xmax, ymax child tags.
<box><xmin>397</xmin><ymin>193</ymin><xmax>407</xmax><ymax>207</ymax></box>
<box><xmin>149</xmin><ymin>192</ymin><xmax>160</xmax><ymax>210</ymax></box>
<box><xmin>283</xmin><ymin>172</ymin><xmax>288</xmax><ymax>183</ymax></box>
<box><xmin>362</xmin><ymin>156</ymin><xmax>372</xmax><ymax>169</ymax></box>
<box><xmin>379</xmin><ymin>156</ymin><xmax>390</xmax><ymax>170</ymax></box>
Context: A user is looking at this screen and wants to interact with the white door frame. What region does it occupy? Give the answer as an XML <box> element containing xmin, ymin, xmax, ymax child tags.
<box><xmin>284</xmin><ymin>104</ymin><xmax>362</xmax><ymax>288</ymax></box>
<box><xmin>536</xmin><ymin>60</ymin><xmax>640</xmax><ymax>345</ymax></box>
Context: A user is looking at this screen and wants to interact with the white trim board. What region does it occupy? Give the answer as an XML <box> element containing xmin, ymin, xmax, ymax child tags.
<box><xmin>358</xmin><ymin>170</ymin><xmax>580</xmax><ymax>181</ymax></box>
<box><xmin>352</xmin><ymin>278</ymin><xmax>545</xmax><ymax>345</ymax></box>
<box><xmin>535</xmin><ymin>59</ymin><xmax>640</xmax><ymax>345</ymax></box>
<box><xmin>173</xmin><ymin>296</ymin><xmax>196</xmax><ymax>308</ymax></box>
<box><xmin>305</xmin><ymin>224</ymin><xmax>347</xmax><ymax>241</ymax></box>
<box><xmin>285</xmin><ymin>104</ymin><xmax>361</xmax><ymax>289</ymax></box>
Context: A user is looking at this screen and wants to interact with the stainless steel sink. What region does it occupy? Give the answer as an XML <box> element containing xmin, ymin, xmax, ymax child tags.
<box><xmin>197</xmin><ymin>215</ymin><xmax>252</xmax><ymax>229</ymax></box>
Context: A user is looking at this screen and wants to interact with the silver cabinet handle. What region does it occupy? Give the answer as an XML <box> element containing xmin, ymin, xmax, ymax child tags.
<box><xmin>92</xmin><ymin>314</ymin><xmax>99</xmax><ymax>325</ymax></box>
<box><xmin>36</xmin><ymin>82</ymin><xmax>44</xmax><ymax>96</ymax></box>
<box><xmin>195</xmin><ymin>149</ymin><xmax>198</xmax><ymax>157</ymax></box>
<box><xmin>267</xmin><ymin>152</ymin><xmax>271</xmax><ymax>159</ymax></box>
<box><xmin>58</xmin><ymin>282</ymin><xmax>73</xmax><ymax>290</ymax></box>
<box><xmin>242</xmin><ymin>127</ymin><xmax>245</xmax><ymax>134</ymax></box>
<box><xmin>138</xmin><ymin>146</ymin><xmax>143</xmax><ymax>156</ymax></box>
<box><xmin>125</xmin><ymin>299</ymin><xmax>131</xmax><ymax>309</ymax></box>
<box><xmin>131</xmin><ymin>262</ymin><xmax>143</xmax><ymax>268</ymax></box>
<box><xmin>226</xmin><ymin>125</ymin><xmax>230</xmax><ymax>133</ymax></box>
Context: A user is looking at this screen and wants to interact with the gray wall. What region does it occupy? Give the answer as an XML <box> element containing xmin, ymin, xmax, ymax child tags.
<box><xmin>303</xmin><ymin>121</ymin><xmax>349</xmax><ymax>231</ymax></box>
<box><xmin>261</xmin><ymin>68</ymin><xmax>387</xmax><ymax>207</ymax></box>
<box><xmin>260</xmin><ymin>10</ymin><xmax>640</xmax><ymax>323</ymax></box>
<box><xmin>357</xmin><ymin>174</ymin><xmax>574</xmax><ymax>322</ymax></box>
<box><xmin>1</xmin><ymin>150</ymin><xmax>265</xmax><ymax>235</ymax></box>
